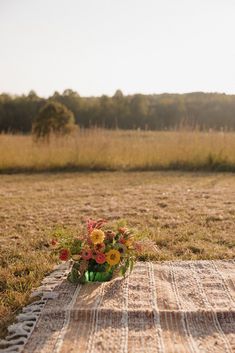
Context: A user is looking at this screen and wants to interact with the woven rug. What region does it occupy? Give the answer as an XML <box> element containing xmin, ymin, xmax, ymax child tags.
<box><xmin>1</xmin><ymin>260</ymin><xmax>235</xmax><ymax>353</ymax></box>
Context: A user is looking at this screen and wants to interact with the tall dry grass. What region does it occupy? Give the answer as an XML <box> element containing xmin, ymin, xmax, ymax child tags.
<box><xmin>0</xmin><ymin>129</ymin><xmax>235</xmax><ymax>172</ymax></box>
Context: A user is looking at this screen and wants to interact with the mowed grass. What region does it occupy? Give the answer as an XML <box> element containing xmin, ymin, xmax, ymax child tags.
<box><xmin>1</xmin><ymin>129</ymin><xmax>235</xmax><ymax>172</ymax></box>
<box><xmin>0</xmin><ymin>171</ymin><xmax>235</xmax><ymax>337</ymax></box>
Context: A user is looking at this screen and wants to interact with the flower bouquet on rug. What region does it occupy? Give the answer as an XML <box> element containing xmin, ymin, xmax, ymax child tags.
<box><xmin>51</xmin><ymin>219</ymin><xmax>156</xmax><ymax>283</ymax></box>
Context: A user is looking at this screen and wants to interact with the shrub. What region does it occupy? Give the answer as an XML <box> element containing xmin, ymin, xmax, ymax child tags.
<box><xmin>32</xmin><ymin>101</ymin><xmax>75</xmax><ymax>140</ymax></box>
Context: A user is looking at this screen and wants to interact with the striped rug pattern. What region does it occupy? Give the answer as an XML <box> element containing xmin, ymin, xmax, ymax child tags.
<box><xmin>12</xmin><ymin>260</ymin><xmax>235</xmax><ymax>352</ymax></box>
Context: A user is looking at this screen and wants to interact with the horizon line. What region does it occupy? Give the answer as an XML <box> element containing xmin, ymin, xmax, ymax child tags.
<box><xmin>0</xmin><ymin>89</ymin><xmax>233</xmax><ymax>99</ymax></box>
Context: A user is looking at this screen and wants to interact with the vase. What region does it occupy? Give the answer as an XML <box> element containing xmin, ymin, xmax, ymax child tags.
<box><xmin>84</xmin><ymin>270</ymin><xmax>113</xmax><ymax>282</ymax></box>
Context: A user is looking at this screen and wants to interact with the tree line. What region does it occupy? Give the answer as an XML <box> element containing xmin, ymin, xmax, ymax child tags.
<box><xmin>1</xmin><ymin>89</ymin><xmax>235</xmax><ymax>133</ymax></box>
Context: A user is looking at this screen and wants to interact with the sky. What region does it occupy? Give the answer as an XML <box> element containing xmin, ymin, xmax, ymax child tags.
<box><xmin>0</xmin><ymin>0</ymin><xmax>235</xmax><ymax>97</ymax></box>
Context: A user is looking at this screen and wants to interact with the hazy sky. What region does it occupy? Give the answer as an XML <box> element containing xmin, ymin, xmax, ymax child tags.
<box><xmin>0</xmin><ymin>0</ymin><xmax>235</xmax><ymax>97</ymax></box>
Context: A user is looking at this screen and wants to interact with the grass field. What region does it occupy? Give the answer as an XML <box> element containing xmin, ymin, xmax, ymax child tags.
<box><xmin>1</xmin><ymin>129</ymin><xmax>235</xmax><ymax>172</ymax></box>
<box><xmin>0</xmin><ymin>171</ymin><xmax>235</xmax><ymax>337</ymax></box>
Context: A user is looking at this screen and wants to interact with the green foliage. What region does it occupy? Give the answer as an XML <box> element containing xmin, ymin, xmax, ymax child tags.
<box><xmin>2</xmin><ymin>90</ymin><xmax>235</xmax><ymax>132</ymax></box>
<box><xmin>70</xmin><ymin>239</ymin><xmax>82</xmax><ymax>255</ymax></box>
<box><xmin>0</xmin><ymin>92</ymin><xmax>44</xmax><ymax>133</ymax></box>
<box><xmin>32</xmin><ymin>101</ymin><xmax>75</xmax><ymax>139</ymax></box>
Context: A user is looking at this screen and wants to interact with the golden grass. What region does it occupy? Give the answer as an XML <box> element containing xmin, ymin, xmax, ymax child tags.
<box><xmin>1</xmin><ymin>129</ymin><xmax>235</xmax><ymax>172</ymax></box>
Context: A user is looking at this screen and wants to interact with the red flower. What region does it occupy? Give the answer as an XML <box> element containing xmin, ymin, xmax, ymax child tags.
<box><xmin>94</xmin><ymin>243</ymin><xmax>105</xmax><ymax>253</ymax></box>
<box><xmin>95</xmin><ymin>253</ymin><xmax>106</xmax><ymax>264</ymax></box>
<box><xmin>81</xmin><ymin>249</ymin><xmax>92</xmax><ymax>260</ymax></box>
<box><xmin>120</xmin><ymin>237</ymin><xmax>126</xmax><ymax>244</ymax></box>
<box><xmin>105</xmin><ymin>230</ymin><xmax>115</xmax><ymax>240</ymax></box>
<box><xmin>59</xmin><ymin>249</ymin><xmax>70</xmax><ymax>261</ymax></box>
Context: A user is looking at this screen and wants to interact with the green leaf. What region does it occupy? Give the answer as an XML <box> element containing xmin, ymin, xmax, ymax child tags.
<box><xmin>120</xmin><ymin>261</ymin><xmax>128</xmax><ymax>277</ymax></box>
<box><xmin>119</xmin><ymin>266</ymin><xmax>125</xmax><ymax>276</ymax></box>
<box><xmin>129</xmin><ymin>258</ymin><xmax>134</xmax><ymax>273</ymax></box>
<box><xmin>70</xmin><ymin>239</ymin><xmax>82</xmax><ymax>255</ymax></box>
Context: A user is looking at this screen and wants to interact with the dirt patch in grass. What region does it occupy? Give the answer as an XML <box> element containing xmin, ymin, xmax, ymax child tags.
<box><xmin>0</xmin><ymin>171</ymin><xmax>235</xmax><ymax>337</ymax></box>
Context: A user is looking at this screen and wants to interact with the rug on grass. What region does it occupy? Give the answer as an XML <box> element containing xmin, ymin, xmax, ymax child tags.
<box><xmin>1</xmin><ymin>260</ymin><xmax>235</xmax><ymax>353</ymax></box>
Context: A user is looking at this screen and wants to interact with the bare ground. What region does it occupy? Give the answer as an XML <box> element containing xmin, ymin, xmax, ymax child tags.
<box><xmin>0</xmin><ymin>171</ymin><xmax>235</xmax><ymax>336</ymax></box>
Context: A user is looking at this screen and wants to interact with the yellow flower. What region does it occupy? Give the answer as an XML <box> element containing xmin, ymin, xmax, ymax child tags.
<box><xmin>90</xmin><ymin>229</ymin><xmax>105</xmax><ymax>245</ymax></box>
<box><xmin>106</xmin><ymin>249</ymin><xmax>121</xmax><ymax>266</ymax></box>
<box><xmin>125</xmin><ymin>238</ymin><xmax>134</xmax><ymax>248</ymax></box>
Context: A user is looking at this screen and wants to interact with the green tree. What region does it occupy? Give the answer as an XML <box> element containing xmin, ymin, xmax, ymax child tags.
<box><xmin>33</xmin><ymin>101</ymin><xmax>75</xmax><ymax>139</ymax></box>
<box><xmin>130</xmin><ymin>94</ymin><xmax>148</xmax><ymax>129</ymax></box>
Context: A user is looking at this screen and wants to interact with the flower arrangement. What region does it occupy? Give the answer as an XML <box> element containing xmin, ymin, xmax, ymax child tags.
<box><xmin>51</xmin><ymin>219</ymin><xmax>153</xmax><ymax>283</ymax></box>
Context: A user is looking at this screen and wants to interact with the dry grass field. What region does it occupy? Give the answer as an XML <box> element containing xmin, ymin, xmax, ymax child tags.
<box><xmin>0</xmin><ymin>171</ymin><xmax>235</xmax><ymax>337</ymax></box>
<box><xmin>1</xmin><ymin>129</ymin><xmax>235</xmax><ymax>172</ymax></box>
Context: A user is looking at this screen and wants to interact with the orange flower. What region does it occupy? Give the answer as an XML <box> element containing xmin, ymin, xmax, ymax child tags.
<box><xmin>118</xmin><ymin>227</ymin><xmax>128</xmax><ymax>234</ymax></box>
<box><xmin>125</xmin><ymin>236</ymin><xmax>134</xmax><ymax>248</ymax></box>
<box><xmin>125</xmin><ymin>239</ymin><xmax>133</xmax><ymax>248</ymax></box>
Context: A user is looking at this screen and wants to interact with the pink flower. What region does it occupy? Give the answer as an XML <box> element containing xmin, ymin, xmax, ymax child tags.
<box><xmin>81</xmin><ymin>249</ymin><xmax>92</xmax><ymax>260</ymax></box>
<box><xmin>87</xmin><ymin>219</ymin><xmax>107</xmax><ymax>233</ymax></box>
<box><xmin>59</xmin><ymin>249</ymin><xmax>70</xmax><ymax>261</ymax></box>
<box><xmin>95</xmin><ymin>253</ymin><xmax>106</xmax><ymax>264</ymax></box>
<box><xmin>87</xmin><ymin>237</ymin><xmax>93</xmax><ymax>246</ymax></box>
<box><xmin>87</xmin><ymin>220</ymin><xmax>97</xmax><ymax>233</ymax></box>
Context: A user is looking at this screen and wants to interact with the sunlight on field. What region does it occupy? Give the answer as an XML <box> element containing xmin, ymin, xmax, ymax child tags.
<box><xmin>1</xmin><ymin>129</ymin><xmax>235</xmax><ymax>172</ymax></box>
<box><xmin>1</xmin><ymin>171</ymin><xmax>235</xmax><ymax>337</ymax></box>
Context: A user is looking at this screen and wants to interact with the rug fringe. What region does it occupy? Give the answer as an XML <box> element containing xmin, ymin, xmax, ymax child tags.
<box><xmin>0</xmin><ymin>262</ymin><xmax>71</xmax><ymax>353</ymax></box>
